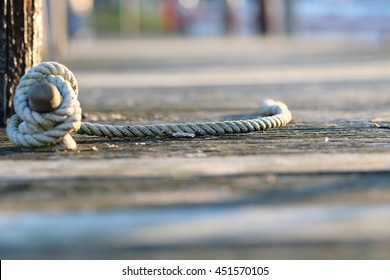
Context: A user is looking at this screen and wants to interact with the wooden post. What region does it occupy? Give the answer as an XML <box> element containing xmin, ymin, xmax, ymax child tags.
<box><xmin>258</xmin><ymin>0</ymin><xmax>268</xmax><ymax>34</ymax></box>
<box><xmin>283</xmin><ymin>0</ymin><xmax>293</xmax><ymax>35</ymax></box>
<box><xmin>0</xmin><ymin>0</ymin><xmax>43</xmax><ymax>127</ymax></box>
<box><xmin>258</xmin><ymin>0</ymin><xmax>290</xmax><ymax>35</ymax></box>
<box><xmin>46</xmin><ymin>0</ymin><xmax>68</xmax><ymax>57</ymax></box>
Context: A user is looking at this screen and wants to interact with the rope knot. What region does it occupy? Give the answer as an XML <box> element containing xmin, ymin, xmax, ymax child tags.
<box><xmin>7</xmin><ymin>62</ymin><xmax>82</xmax><ymax>149</ymax></box>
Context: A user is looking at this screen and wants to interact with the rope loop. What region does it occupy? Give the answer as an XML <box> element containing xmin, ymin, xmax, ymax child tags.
<box><xmin>7</xmin><ymin>62</ymin><xmax>82</xmax><ymax>148</ymax></box>
<box><xmin>7</xmin><ymin>61</ymin><xmax>293</xmax><ymax>150</ymax></box>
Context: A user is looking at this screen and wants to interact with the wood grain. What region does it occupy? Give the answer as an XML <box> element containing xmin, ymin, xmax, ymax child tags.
<box><xmin>1</xmin><ymin>37</ymin><xmax>390</xmax><ymax>259</ymax></box>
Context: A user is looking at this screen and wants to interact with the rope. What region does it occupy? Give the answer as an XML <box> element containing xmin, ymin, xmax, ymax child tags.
<box><xmin>7</xmin><ymin>61</ymin><xmax>292</xmax><ymax>149</ymax></box>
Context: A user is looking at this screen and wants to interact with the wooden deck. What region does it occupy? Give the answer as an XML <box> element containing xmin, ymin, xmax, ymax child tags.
<box><xmin>1</xmin><ymin>37</ymin><xmax>390</xmax><ymax>259</ymax></box>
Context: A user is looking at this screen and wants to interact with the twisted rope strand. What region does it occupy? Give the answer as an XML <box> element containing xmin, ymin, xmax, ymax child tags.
<box><xmin>7</xmin><ymin>61</ymin><xmax>292</xmax><ymax>149</ymax></box>
<box><xmin>77</xmin><ymin>100</ymin><xmax>291</xmax><ymax>139</ymax></box>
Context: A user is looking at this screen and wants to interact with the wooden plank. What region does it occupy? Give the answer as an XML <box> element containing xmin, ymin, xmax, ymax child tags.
<box><xmin>1</xmin><ymin>167</ymin><xmax>390</xmax><ymax>212</ymax></box>
<box><xmin>1</xmin><ymin>154</ymin><xmax>390</xmax><ymax>180</ymax></box>
<box><xmin>73</xmin><ymin>62</ymin><xmax>390</xmax><ymax>88</ymax></box>
<box><xmin>1</xmin><ymin>204</ymin><xmax>390</xmax><ymax>259</ymax></box>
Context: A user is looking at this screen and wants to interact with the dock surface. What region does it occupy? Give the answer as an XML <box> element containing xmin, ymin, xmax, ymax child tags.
<box><xmin>1</xmin><ymin>37</ymin><xmax>390</xmax><ymax>259</ymax></box>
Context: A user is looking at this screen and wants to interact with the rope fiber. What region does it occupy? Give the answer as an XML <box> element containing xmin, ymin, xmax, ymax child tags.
<box><xmin>7</xmin><ymin>61</ymin><xmax>292</xmax><ymax>149</ymax></box>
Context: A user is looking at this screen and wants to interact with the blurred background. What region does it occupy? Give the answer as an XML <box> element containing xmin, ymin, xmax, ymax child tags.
<box><xmin>44</xmin><ymin>0</ymin><xmax>390</xmax><ymax>56</ymax></box>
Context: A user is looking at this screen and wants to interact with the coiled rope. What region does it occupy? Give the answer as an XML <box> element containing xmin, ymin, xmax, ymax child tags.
<box><xmin>7</xmin><ymin>61</ymin><xmax>292</xmax><ymax>150</ymax></box>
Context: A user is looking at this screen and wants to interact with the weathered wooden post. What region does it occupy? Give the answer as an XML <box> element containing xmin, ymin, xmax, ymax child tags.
<box><xmin>0</xmin><ymin>0</ymin><xmax>43</xmax><ymax>127</ymax></box>
<box><xmin>258</xmin><ymin>0</ymin><xmax>269</xmax><ymax>34</ymax></box>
